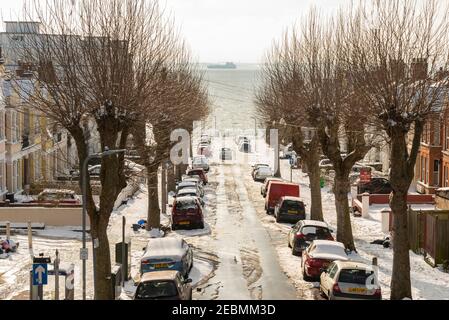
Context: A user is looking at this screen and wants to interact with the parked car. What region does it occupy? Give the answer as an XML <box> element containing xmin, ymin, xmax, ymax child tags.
<box><xmin>34</xmin><ymin>189</ymin><xmax>81</xmax><ymax>204</ymax></box>
<box><xmin>171</xmin><ymin>196</ymin><xmax>205</xmax><ymax>230</ymax></box>
<box><xmin>273</xmin><ymin>196</ymin><xmax>306</xmax><ymax>223</ymax></box>
<box><xmin>238</xmin><ymin>140</ymin><xmax>251</xmax><ymax>153</ymax></box>
<box><xmin>288</xmin><ymin>220</ymin><xmax>334</xmax><ymax>255</ymax></box>
<box><xmin>357</xmin><ymin>177</ymin><xmax>392</xmax><ymax>194</ymax></box>
<box><xmin>253</xmin><ymin>166</ymin><xmax>273</xmax><ymax>182</ymax></box>
<box><xmin>187</xmin><ymin>168</ymin><xmax>208</xmax><ymax>185</ymax></box>
<box><xmin>176</xmin><ymin>181</ymin><xmax>204</xmax><ymax>197</ymax></box>
<box><xmin>319</xmin><ymin>159</ymin><xmax>333</xmax><ymax>170</ymax></box>
<box><xmin>260</xmin><ymin>177</ymin><xmax>284</xmax><ymax>198</ymax></box>
<box><xmin>320</xmin><ymin>261</ymin><xmax>381</xmax><ymax>300</ymax></box>
<box><xmin>265</xmin><ymin>181</ymin><xmax>300</xmax><ymax>214</ymax></box>
<box><xmin>200</xmin><ymin>134</ymin><xmax>211</xmax><ymax>144</ymax></box>
<box><xmin>197</xmin><ymin>143</ymin><xmax>212</xmax><ymax>157</ymax></box>
<box><xmin>301</xmin><ymin>240</ymin><xmax>349</xmax><ymax>281</ymax></box>
<box><xmin>192</xmin><ymin>156</ymin><xmax>210</xmax><ymax>172</ymax></box>
<box><xmin>181</xmin><ymin>176</ymin><xmax>203</xmax><ymax>186</ymax></box>
<box><xmin>176</xmin><ymin>188</ymin><xmax>205</xmax><ymax>206</ymax></box>
<box><xmin>235</xmin><ymin>135</ymin><xmax>249</xmax><ymax>145</ymax></box>
<box><xmin>140</xmin><ymin>238</ymin><xmax>193</xmax><ymax>278</ymax></box>
<box><xmin>134</xmin><ymin>271</ymin><xmax>192</xmax><ymax>300</ymax></box>
<box><xmin>251</xmin><ymin>163</ymin><xmax>269</xmax><ymax>178</ymax></box>
<box><xmin>220</xmin><ymin>147</ymin><xmax>233</xmax><ymax>160</ymax></box>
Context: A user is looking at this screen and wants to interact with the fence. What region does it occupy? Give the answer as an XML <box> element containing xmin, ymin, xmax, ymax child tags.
<box><xmin>424</xmin><ymin>213</ymin><xmax>449</xmax><ymax>267</ymax></box>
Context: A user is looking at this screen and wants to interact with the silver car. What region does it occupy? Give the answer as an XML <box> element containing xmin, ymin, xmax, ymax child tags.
<box><xmin>192</xmin><ymin>156</ymin><xmax>210</xmax><ymax>172</ymax></box>
<box><xmin>254</xmin><ymin>166</ymin><xmax>273</xmax><ymax>182</ymax></box>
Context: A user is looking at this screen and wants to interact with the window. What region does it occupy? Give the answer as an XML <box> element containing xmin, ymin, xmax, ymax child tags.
<box><xmin>34</xmin><ymin>153</ymin><xmax>41</xmax><ymax>181</ymax></box>
<box><xmin>434</xmin><ymin>121</ymin><xmax>441</xmax><ymax>146</ymax></box>
<box><xmin>0</xmin><ymin>111</ymin><xmax>4</xmax><ymax>140</ymax></box>
<box><xmin>328</xmin><ymin>264</ymin><xmax>338</xmax><ymax>279</ymax></box>
<box><xmin>0</xmin><ymin>161</ymin><xmax>4</xmax><ymax>192</ymax></box>
<box><xmin>445</xmin><ymin>166</ymin><xmax>448</xmax><ymax>187</ymax></box>
<box><xmin>421</xmin><ymin>156</ymin><xmax>425</xmax><ymax>182</ymax></box>
<box><xmin>34</xmin><ymin>114</ymin><xmax>40</xmax><ymax>135</ymax></box>
<box><xmin>338</xmin><ymin>269</ymin><xmax>375</xmax><ymax>285</ymax></box>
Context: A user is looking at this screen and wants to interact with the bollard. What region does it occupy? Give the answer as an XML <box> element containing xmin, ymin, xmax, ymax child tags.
<box><xmin>54</xmin><ymin>250</ymin><xmax>60</xmax><ymax>300</ymax></box>
<box><xmin>6</xmin><ymin>221</ymin><xmax>10</xmax><ymax>240</ymax></box>
<box><xmin>65</xmin><ymin>264</ymin><xmax>75</xmax><ymax>300</ymax></box>
<box><xmin>27</xmin><ymin>221</ymin><xmax>33</xmax><ymax>255</ymax></box>
<box><xmin>362</xmin><ymin>193</ymin><xmax>370</xmax><ymax>218</ymax></box>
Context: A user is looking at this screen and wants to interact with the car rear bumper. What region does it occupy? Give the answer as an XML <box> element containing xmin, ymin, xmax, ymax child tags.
<box><xmin>173</xmin><ymin>217</ymin><xmax>203</xmax><ymax>228</ymax></box>
<box><xmin>331</xmin><ymin>292</ymin><xmax>382</xmax><ymax>300</ymax></box>
<box><xmin>304</xmin><ymin>266</ymin><xmax>322</xmax><ymax>278</ymax></box>
<box><xmin>277</xmin><ymin>213</ymin><xmax>306</xmax><ymax>223</ymax></box>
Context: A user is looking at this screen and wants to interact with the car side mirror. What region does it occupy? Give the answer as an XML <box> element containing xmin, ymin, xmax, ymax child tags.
<box><xmin>291</xmin><ymin>225</ymin><xmax>295</xmax><ymax>229</ymax></box>
<box><xmin>184</xmin><ymin>278</ymin><xmax>193</xmax><ymax>284</ymax></box>
<box><xmin>320</xmin><ymin>268</ymin><xmax>327</xmax><ymax>274</ymax></box>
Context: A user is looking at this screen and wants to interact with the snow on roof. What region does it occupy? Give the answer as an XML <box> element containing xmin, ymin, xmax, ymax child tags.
<box><xmin>310</xmin><ymin>241</ymin><xmax>349</xmax><ymax>261</ymax></box>
<box><xmin>41</xmin><ymin>189</ymin><xmax>75</xmax><ymax>194</ymax></box>
<box><xmin>334</xmin><ymin>260</ymin><xmax>374</xmax><ymax>271</ymax></box>
<box><xmin>142</xmin><ymin>238</ymin><xmax>185</xmax><ymax>261</ymax></box>
<box><xmin>175</xmin><ymin>196</ymin><xmax>198</xmax><ymax>202</ymax></box>
<box><xmin>301</xmin><ymin>220</ymin><xmax>330</xmax><ymax>228</ymax></box>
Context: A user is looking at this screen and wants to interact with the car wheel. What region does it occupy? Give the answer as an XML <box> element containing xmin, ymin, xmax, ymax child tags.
<box><xmin>302</xmin><ymin>266</ymin><xmax>311</xmax><ymax>282</ymax></box>
<box><xmin>275</xmin><ymin>214</ymin><xmax>281</xmax><ymax>223</ymax></box>
<box><xmin>198</xmin><ymin>222</ymin><xmax>205</xmax><ymax>229</ymax></box>
<box><xmin>172</xmin><ymin>225</ymin><xmax>177</xmax><ymax>231</ymax></box>
<box><xmin>319</xmin><ymin>285</ymin><xmax>326</xmax><ymax>298</ymax></box>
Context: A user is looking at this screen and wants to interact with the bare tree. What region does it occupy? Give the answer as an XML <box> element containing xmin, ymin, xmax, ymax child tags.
<box><xmin>347</xmin><ymin>0</ymin><xmax>449</xmax><ymax>299</ymax></box>
<box><xmin>13</xmin><ymin>0</ymin><xmax>186</xmax><ymax>299</ymax></box>
<box><xmin>255</xmin><ymin>33</ymin><xmax>324</xmax><ymax>221</ymax></box>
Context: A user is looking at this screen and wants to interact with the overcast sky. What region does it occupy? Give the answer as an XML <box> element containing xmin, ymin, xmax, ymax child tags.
<box><xmin>0</xmin><ymin>0</ymin><xmax>351</xmax><ymax>63</ymax></box>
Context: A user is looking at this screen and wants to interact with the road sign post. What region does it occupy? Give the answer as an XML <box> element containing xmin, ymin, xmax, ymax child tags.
<box><xmin>32</xmin><ymin>255</ymin><xmax>51</xmax><ymax>300</ymax></box>
<box><xmin>54</xmin><ymin>250</ymin><xmax>60</xmax><ymax>300</ymax></box>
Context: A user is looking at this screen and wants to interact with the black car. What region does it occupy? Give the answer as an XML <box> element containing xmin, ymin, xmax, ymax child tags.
<box><xmin>288</xmin><ymin>220</ymin><xmax>334</xmax><ymax>255</ymax></box>
<box><xmin>274</xmin><ymin>196</ymin><xmax>306</xmax><ymax>223</ymax></box>
<box><xmin>357</xmin><ymin>178</ymin><xmax>392</xmax><ymax>195</ymax></box>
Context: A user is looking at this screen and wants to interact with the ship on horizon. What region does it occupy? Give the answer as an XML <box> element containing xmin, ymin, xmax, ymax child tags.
<box><xmin>207</xmin><ymin>62</ymin><xmax>237</xmax><ymax>69</ymax></box>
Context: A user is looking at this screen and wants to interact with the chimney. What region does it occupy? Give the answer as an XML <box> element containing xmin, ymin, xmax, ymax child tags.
<box><xmin>411</xmin><ymin>58</ymin><xmax>428</xmax><ymax>80</ymax></box>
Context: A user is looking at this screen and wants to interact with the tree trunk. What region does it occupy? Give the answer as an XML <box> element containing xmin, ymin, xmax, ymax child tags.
<box><xmin>90</xmin><ymin>213</ymin><xmax>113</xmax><ymax>300</ymax></box>
<box><xmin>167</xmin><ymin>163</ymin><xmax>176</xmax><ymax>192</ymax></box>
<box><xmin>333</xmin><ymin>173</ymin><xmax>355</xmax><ymax>251</ymax></box>
<box><xmin>147</xmin><ymin>164</ymin><xmax>160</xmax><ymax>230</ymax></box>
<box><xmin>308</xmin><ymin>159</ymin><xmax>324</xmax><ymax>221</ymax></box>
<box><xmin>389</xmin><ymin>130</ymin><xmax>412</xmax><ymax>300</ymax></box>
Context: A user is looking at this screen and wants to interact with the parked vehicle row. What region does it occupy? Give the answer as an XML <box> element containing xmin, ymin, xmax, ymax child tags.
<box><xmin>136</xmin><ymin>237</ymin><xmax>194</xmax><ymax>300</ymax></box>
<box><xmin>251</xmin><ymin>158</ymin><xmax>381</xmax><ymax>300</ymax></box>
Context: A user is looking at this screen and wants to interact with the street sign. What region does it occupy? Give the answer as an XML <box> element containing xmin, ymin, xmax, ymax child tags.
<box><xmin>33</xmin><ymin>263</ymin><xmax>48</xmax><ymax>286</ymax></box>
<box><xmin>80</xmin><ymin>248</ymin><xmax>88</xmax><ymax>260</ymax></box>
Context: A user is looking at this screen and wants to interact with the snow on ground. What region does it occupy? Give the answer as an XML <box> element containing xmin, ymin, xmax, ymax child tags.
<box><xmin>282</xmin><ymin>160</ymin><xmax>449</xmax><ymax>300</ymax></box>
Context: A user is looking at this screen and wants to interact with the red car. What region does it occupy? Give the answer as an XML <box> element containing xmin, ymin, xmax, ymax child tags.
<box><xmin>171</xmin><ymin>196</ymin><xmax>205</xmax><ymax>230</ymax></box>
<box><xmin>187</xmin><ymin>169</ymin><xmax>208</xmax><ymax>185</ymax></box>
<box><xmin>265</xmin><ymin>181</ymin><xmax>300</xmax><ymax>214</ymax></box>
<box><xmin>301</xmin><ymin>240</ymin><xmax>349</xmax><ymax>281</ymax></box>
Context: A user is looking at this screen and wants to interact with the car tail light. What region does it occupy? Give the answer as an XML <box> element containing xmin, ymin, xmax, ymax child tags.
<box><xmin>307</xmin><ymin>258</ymin><xmax>322</xmax><ymax>267</ymax></box>
<box><xmin>295</xmin><ymin>233</ymin><xmax>305</xmax><ymax>239</ymax></box>
<box><xmin>333</xmin><ymin>283</ymin><xmax>341</xmax><ymax>294</ymax></box>
<box><xmin>374</xmin><ymin>288</ymin><xmax>382</xmax><ymax>298</ymax></box>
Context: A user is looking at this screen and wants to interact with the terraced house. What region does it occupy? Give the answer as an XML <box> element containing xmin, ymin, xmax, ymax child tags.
<box><xmin>0</xmin><ymin>21</ymin><xmax>74</xmax><ymax>199</ymax></box>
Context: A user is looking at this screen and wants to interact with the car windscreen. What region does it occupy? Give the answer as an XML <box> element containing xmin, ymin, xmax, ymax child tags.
<box><xmin>281</xmin><ymin>200</ymin><xmax>304</xmax><ymax>211</ymax></box>
<box><xmin>193</xmin><ymin>158</ymin><xmax>207</xmax><ymax>164</ymax></box>
<box><xmin>338</xmin><ymin>269</ymin><xmax>375</xmax><ymax>285</ymax></box>
<box><xmin>175</xmin><ymin>199</ymin><xmax>198</xmax><ymax>210</ymax></box>
<box><xmin>135</xmin><ymin>281</ymin><xmax>178</xmax><ymax>299</ymax></box>
<box><xmin>301</xmin><ymin>226</ymin><xmax>331</xmax><ymax>237</ymax></box>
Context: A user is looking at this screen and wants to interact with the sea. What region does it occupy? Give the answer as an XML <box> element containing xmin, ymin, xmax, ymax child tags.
<box><xmin>199</xmin><ymin>63</ymin><xmax>263</xmax><ymax>135</ymax></box>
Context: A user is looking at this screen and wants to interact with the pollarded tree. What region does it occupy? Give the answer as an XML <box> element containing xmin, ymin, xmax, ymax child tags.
<box><xmin>347</xmin><ymin>0</ymin><xmax>449</xmax><ymax>299</ymax></box>
<box><xmin>15</xmin><ymin>0</ymin><xmax>183</xmax><ymax>299</ymax></box>
<box><xmin>255</xmin><ymin>32</ymin><xmax>324</xmax><ymax>221</ymax></box>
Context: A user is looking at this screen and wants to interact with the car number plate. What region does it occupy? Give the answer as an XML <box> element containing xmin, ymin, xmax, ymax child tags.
<box><xmin>154</xmin><ymin>263</ymin><xmax>169</xmax><ymax>269</ymax></box>
<box><xmin>288</xmin><ymin>210</ymin><xmax>298</xmax><ymax>214</ymax></box>
<box><xmin>179</xmin><ymin>221</ymin><xmax>190</xmax><ymax>225</ymax></box>
<box><xmin>348</xmin><ymin>287</ymin><xmax>367</xmax><ymax>294</ymax></box>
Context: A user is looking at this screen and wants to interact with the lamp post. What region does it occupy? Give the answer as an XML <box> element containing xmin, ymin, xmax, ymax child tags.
<box><xmin>81</xmin><ymin>148</ymin><xmax>126</xmax><ymax>300</ymax></box>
